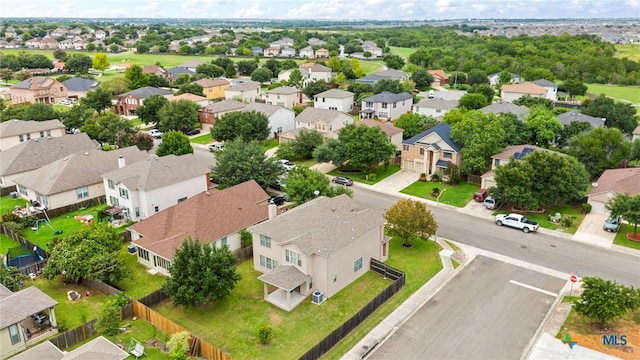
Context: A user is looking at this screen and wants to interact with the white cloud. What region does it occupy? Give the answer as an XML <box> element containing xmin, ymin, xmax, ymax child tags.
<box><xmin>60</xmin><ymin>2</ymin><xmax>75</xmax><ymax>13</ymax></box>
<box><xmin>234</xmin><ymin>2</ymin><xmax>272</xmax><ymax>18</ymax></box>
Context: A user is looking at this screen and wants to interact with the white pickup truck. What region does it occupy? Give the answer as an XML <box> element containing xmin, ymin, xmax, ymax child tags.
<box><xmin>495</xmin><ymin>213</ymin><xmax>539</xmax><ymax>233</ymax></box>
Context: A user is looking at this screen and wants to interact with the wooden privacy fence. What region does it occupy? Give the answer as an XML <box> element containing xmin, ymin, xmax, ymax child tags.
<box><xmin>49</xmin><ymin>320</ymin><xmax>97</xmax><ymax>350</ymax></box>
<box><xmin>299</xmin><ymin>259</ymin><xmax>405</xmax><ymax>360</ymax></box>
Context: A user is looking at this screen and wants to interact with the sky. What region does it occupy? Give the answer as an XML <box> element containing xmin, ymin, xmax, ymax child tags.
<box><xmin>1</xmin><ymin>0</ymin><xmax>638</xmax><ymax>20</ymax></box>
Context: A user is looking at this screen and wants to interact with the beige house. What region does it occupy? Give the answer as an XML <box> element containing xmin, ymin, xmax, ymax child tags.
<box><xmin>359</xmin><ymin>119</ymin><xmax>404</xmax><ymax>151</ymax></box>
<box><xmin>0</xmin><ymin>286</ymin><xmax>58</xmax><ymax>360</ymax></box>
<box><xmin>263</xmin><ymin>86</ymin><xmax>302</xmax><ymax>108</ymax></box>
<box><xmin>224</xmin><ymin>82</ymin><xmax>261</xmax><ymax>103</ymax></box>
<box><xmin>129</xmin><ymin>180</ymin><xmax>269</xmax><ymax>276</ymax></box>
<box><xmin>13</xmin><ymin>146</ymin><xmax>146</xmax><ymax>210</ymax></box>
<box><xmin>480</xmin><ymin>145</ymin><xmax>558</xmax><ymax>189</ymax></box>
<box><xmin>0</xmin><ymin>119</ymin><xmax>65</xmax><ymax>152</ymax></box>
<box><xmin>633</xmin><ymin>126</ymin><xmax>640</xmax><ymax>142</ymax></box>
<box><xmin>427</xmin><ymin>70</ymin><xmax>449</xmax><ymax>86</ymax></box>
<box><xmin>166</xmin><ymin>93</ymin><xmax>210</xmax><ymax>107</ymax></box>
<box><xmin>500</xmin><ymin>82</ymin><xmax>547</xmax><ymax>103</ymax></box>
<box><xmin>0</xmin><ymin>134</ymin><xmax>99</xmax><ymax>189</ymax></box>
<box><xmin>314</xmin><ymin>89</ymin><xmax>354</xmax><ymax>113</ymax></box>
<box><xmin>249</xmin><ymin>195</ymin><xmax>388</xmax><ymax>311</ymax></box>
<box><xmin>280</xmin><ymin>107</ymin><xmax>353</xmax><ymax>143</ymax></box>
<box><xmin>588</xmin><ymin>168</ymin><xmax>640</xmax><ymax>214</ymax></box>
<box><xmin>193</xmin><ymin>78</ymin><xmax>229</xmax><ymax>100</ymax></box>
<box><xmin>401</xmin><ymin>123</ymin><xmax>462</xmax><ymax>178</ymax></box>
<box><xmin>10</xmin><ymin>77</ymin><xmax>68</xmax><ymax>105</ymax></box>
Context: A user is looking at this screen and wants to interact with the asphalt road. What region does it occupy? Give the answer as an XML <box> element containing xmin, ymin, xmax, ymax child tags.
<box><xmin>351</xmin><ymin>187</ymin><xmax>640</xmax><ymax>287</ymax></box>
<box><xmin>369</xmin><ymin>256</ymin><xmax>566</xmax><ymax>360</ymax></box>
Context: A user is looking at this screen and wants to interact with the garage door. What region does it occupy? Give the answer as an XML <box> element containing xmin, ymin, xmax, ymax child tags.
<box><xmin>589</xmin><ymin>200</ymin><xmax>608</xmax><ymax>215</ymax></box>
<box><xmin>402</xmin><ymin>160</ymin><xmax>413</xmax><ymax>171</ymax></box>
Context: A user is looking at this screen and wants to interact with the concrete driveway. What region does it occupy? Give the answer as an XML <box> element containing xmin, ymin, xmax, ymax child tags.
<box><xmin>573</xmin><ymin>213</ymin><xmax>616</xmax><ymax>247</ymax></box>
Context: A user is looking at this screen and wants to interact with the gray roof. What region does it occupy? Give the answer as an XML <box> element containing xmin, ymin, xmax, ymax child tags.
<box><xmin>167</xmin><ymin>67</ymin><xmax>195</xmax><ymax>79</ymax></box>
<box><xmin>362</xmin><ymin>91</ymin><xmax>413</xmax><ymax>103</ymax></box>
<box><xmin>0</xmin><ymin>286</ymin><xmax>57</xmax><ymax>329</ymax></box>
<box><xmin>532</xmin><ymin>79</ymin><xmax>557</xmax><ymax>87</ymax></box>
<box><xmin>14</xmin><ymin>146</ymin><xmax>146</xmax><ymax>195</ymax></box>
<box><xmin>11</xmin><ymin>336</ymin><xmax>128</xmax><ymax>360</ymax></box>
<box><xmin>258</xmin><ymin>265</ymin><xmax>310</xmax><ymax>290</ymax></box>
<box><xmin>0</xmin><ymin>133</ymin><xmax>99</xmax><ymax>176</ymax></box>
<box><xmin>356</xmin><ymin>74</ymin><xmax>385</xmax><ymax>83</ymax></box>
<box><xmin>432</xmin><ymin>90</ymin><xmax>467</xmax><ymax>101</ymax></box>
<box><xmin>9</xmin><ymin>340</ymin><xmax>63</xmax><ymax>360</ymax></box>
<box><xmin>295</xmin><ymin>107</ymin><xmax>351</xmax><ymax>124</ymax></box>
<box><xmin>62</xmin><ymin>77</ymin><xmax>100</xmax><ymax>92</ymax></box>
<box><xmin>203</xmin><ymin>99</ymin><xmax>246</xmax><ymax>112</ymax></box>
<box><xmin>414</xmin><ymin>98</ymin><xmax>459</xmax><ymax>110</ymax></box>
<box><xmin>176</xmin><ymin>60</ymin><xmax>206</xmax><ymax>68</ymax></box>
<box><xmin>242</xmin><ymin>102</ymin><xmax>287</xmax><ymax>117</ymax></box>
<box><xmin>249</xmin><ymin>195</ymin><xmax>384</xmax><ymax>258</ymax></box>
<box><xmin>403</xmin><ymin>122</ymin><xmax>461</xmax><ymax>153</ymax></box>
<box><xmin>556</xmin><ymin>111</ymin><xmax>605</xmax><ymax>128</ymax></box>
<box><xmin>226</xmin><ymin>82</ymin><xmax>261</xmax><ymax>91</ymax></box>
<box><xmin>480</xmin><ymin>101</ymin><xmax>530</xmax><ymax>119</ymax></box>
<box><xmin>102</xmin><ymin>154</ymin><xmax>210</xmax><ymax>192</ymax></box>
<box><xmin>315</xmin><ymin>89</ymin><xmax>354</xmax><ymax>99</ymax></box>
<box><xmin>265</xmin><ymin>86</ymin><xmax>300</xmax><ymax>95</ymax></box>
<box><xmin>374</xmin><ymin>69</ymin><xmax>407</xmax><ymax>79</ymax></box>
<box><xmin>118</xmin><ymin>86</ymin><xmax>172</xmax><ymax>99</ymax></box>
<box><xmin>0</xmin><ymin>119</ymin><xmax>65</xmax><ymax>138</ymax></box>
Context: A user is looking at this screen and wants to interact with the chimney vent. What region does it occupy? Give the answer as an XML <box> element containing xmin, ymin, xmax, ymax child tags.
<box><xmin>118</xmin><ymin>156</ymin><xmax>126</xmax><ymax>168</ymax></box>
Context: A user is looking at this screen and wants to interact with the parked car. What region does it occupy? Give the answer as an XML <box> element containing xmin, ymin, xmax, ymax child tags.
<box><xmin>185</xmin><ymin>129</ymin><xmax>201</xmax><ymax>136</ymax></box>
<box><xmin>208</xmin><ymin>142</ymin><xmax>224</xmax><ymax>152</ymax></box>
<box><xmin>270</xmin><ymin>179</ymin><xmax>286</xmax><ymax>191</ymax></box>
<box><xmin>278</xmin><ymin>159</ymin><xmax>296</xmax><ymax>171</ymax></box>
<box><xmin>483</xmin><ymin>196</ymin><xmax>501</xmax><ymax>210</ymax></box>
<box><xmin>495</xmin><ymin>213</ymin><xmax>539</xmax><ymax>233</ymax></box>
<box><xmin>332</xmin><ymin>177</ymin><xmax>354</xmax><ymax>186</ymax></box>
<box><xmin>603</xmin><ymin>215</ymin><xmax>622</xmax><ymax>232</ymax></box>
<box><xmin>269</xmin><ymin>194</ymin><xmax>288</xmax><ymax>206</ymax></box>
<box><xmin>148</xmin><ymin>129</ymin><xmax>163</xmax><ymax>139</ymax></box>
<box><xmin>473</xmin><ymin>189</ymin><xmax>489</xmax><ymax>202</ymax></box>
<box><xmin>65</xmin><ymin>127</ymin><xmax>80</xmax><ymax>134</ymax></box>
<box><xmin>59</xmin><ymin>99</ymin><xmax>72</xmax><ymax>105</ymax></box>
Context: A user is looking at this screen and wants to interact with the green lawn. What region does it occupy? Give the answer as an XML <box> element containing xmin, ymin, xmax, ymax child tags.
<box><xmin>327</xmin><ymin>165</ymin><xmax>401</xmax><ymax>185</ymax></box>
<box><xmin>128</xmin><ymin>118</ymin><xmax>143</xmax><ymax>128</ymax></box>
<box><xmin>154</xmin><ymin>237</ymin><xmax>442</xmax><ymax>360</ymax></box>
<box><xmin>30</xmin><ymin>278</ymin><xmax>109</xmax><ymax>329</ymax></box>
<box><xmin>263</xmin><ymin>139</ymin><xmax>279</xmax><ymax>151</ymax></box>
<box><xmin>190</xmin><ymin>133</ymin><xmax>212</xmax><ymax>145</ymax></box>
<box><xmin>0</xmin><ymin>234</ymin><xmax>20</xmax><ymax>255</ymax></box>
<box><xmin>613</xmin><ymin>224</ymin><xmax>640</xmax><ymax>250</ymax></box>
<box><xmin>389</xmin><ymin>46</ymin><xmax>417</xmax><ymax>59</ymax></box>
<box><xmin>0</xmin><ymin>195</ymin><xmax>27</xmax><ymax>217</ymax></box>
<box><xmin>400</xmin><ymin>181</ymin><xmax>479</xmax><ymax>208</ymax></box>
<box><xmin>614</xmin><ymin>43</ymin><xmax>640</xmax><ymax>62</ymax></box>
<box><xmin>358</xmin><ymin>60</ymin><xmax>386</xmax><ymax>74</ymax></box>
<box><xmin>493</xmin><ymin>205</ymin><xmax>584</xmax><ymax>234</ymax></box>
<box><xmin>586</xmin><ymin>83</ymin><xmax>640</xmax><ymax>104</ymax></box>
<box><xmin>114</xmin><ymin>246</ymin><xmax>166</xmax><ymax>300</ymax></box>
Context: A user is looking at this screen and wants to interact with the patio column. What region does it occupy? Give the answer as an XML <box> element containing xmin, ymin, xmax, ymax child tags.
<box><xmin>263</xmin><ymin>283</ymin><xmax>268</xmax><ymax>300</ymax></box>
<box><xmin>48</xmin><ymin>307</ymin><xmax>57</xmax><ymax>328</ymax></box>
<box><xmin>286</xmin><ymin>290</ymin><xmax>291</xmax><ymax>309</ymax></box>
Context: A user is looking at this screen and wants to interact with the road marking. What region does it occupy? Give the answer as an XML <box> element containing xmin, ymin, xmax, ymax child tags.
<box><xmin>509</xmin><ymin>280</ymin><xmax>558</xmax><ymax>297</ymax></box>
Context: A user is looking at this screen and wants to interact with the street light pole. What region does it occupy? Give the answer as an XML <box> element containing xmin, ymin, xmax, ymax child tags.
<box><xmin>434</xmin><ymin>188</ymin><xmax>447</xmax><ymax>242</ymax></box>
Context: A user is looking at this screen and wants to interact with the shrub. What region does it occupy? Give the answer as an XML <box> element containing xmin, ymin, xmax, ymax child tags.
<box><xmin>581</xmin><ymin>203</ymin><xmax>592</xmax><ymax>214</ymax></box>
<box><xmin>367</xmin><ymin>173</ymin><xmax>377</xmax><ymax>181</ymax></box>
<box><xmin>419</xmin><ymin>173</ymin><xmax>427</xmax><ymax>182</ymax></box>
<box><xmin>560</xmin><ymin>215</ymin><xmax>575</xmax><ymax>228</ymax></box>
<box><xmin>446</xmin><ymin>163</ymin><xmax>462</xmax><ymax>185</ymax></box>
<box><xmin>431</xmin><ymin>187</ymin><xmax>440</xmax><ymax>197</ymax></box>
<box><xmin>430</xmin><ymin>172</ymin><xmax>441</xmax><ymax>182</ymax></box>
<box><xmin>167</xmin><ymin>331</ymin><xmax>190</xmax><ymax>360</ymax></box>
<box><xmin>258</xmin><ymin>324</ymin><xmax>273</xmax><ymax>344</ymax></box>
<box><xmin>240</xmin><ymin>229</ymin><xmax>252</xmax><ymax>247</ymax></box>
<box><xmin>2</xmin><ymin>221</ymin><xmax>24</xmax><ymax>233</ymax></box>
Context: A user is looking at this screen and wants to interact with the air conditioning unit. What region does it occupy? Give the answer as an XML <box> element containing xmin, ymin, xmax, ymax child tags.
<box><xmin>312</xmin><ymin>291</ymin><xmax>323</xmax><ymax>304</ymax></box>
<box><xmin>10</xmin><ymin>191</ymin><xmax>18</xmax><ymax>199</ymax></box>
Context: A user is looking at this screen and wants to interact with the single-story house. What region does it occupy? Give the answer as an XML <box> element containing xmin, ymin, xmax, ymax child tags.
<box><xmin>500</xmin><ymin>82</ymin><xmax>547</xmax><ymax>103</ymax></box>
<box><xmin>588</xmin><ymin>168</ymin><xmax>640</xmax><ymax>214</ymax></box>
<box><xmin>249</xmin><ymin>195</ymin><xmax>388</xmax><ymax>311</ymax></box>
<box><xmin>355</xmin><ymin>69</ymin><xmax>408</xmax><ymax>86</ymax></box>
<box><xmin>401</xmin><ymin>123</ymin><xmax>462</xmax><ymax>178</ymax></box>
<box><xmin>129</xmin><ymin>180</ymin><xmax>270</xmax><ymax>276</ymax></box>
<box><xmin>0</xmin><ymin>119</ymin><xmax>66</xmax><ymax>152</ymax></box>
<box><xmin>556</xmin><ymin>112</ymin><xmax>605</xmax><ymax>129</ymax></box>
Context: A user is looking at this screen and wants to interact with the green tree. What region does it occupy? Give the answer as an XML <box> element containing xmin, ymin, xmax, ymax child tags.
<box><xmin>95</xmin><ymin>294</ymin><xmax>128</xmax><ymax>336</ymax></box>
<box><xmin>0</xmin><ymin>68</ymin><xmax>13</xmax><ymax>84</ymax></box>
<box><xmin>163</xmin><ymin>238</ymin><xmax>242</xmax><ymax>307</ymax></box>
<box><xmin>0</xmin><ymin>266</ymin><xmax>27</xmax><ymax>292</ymax></box>
<box><xmin>451</xmin><ymin>111</ymin><xmax>505</xmax><ymax>175</ymax></box>
<box><xmin>569</xmin><ymin>127</ymin><xmax>631</xmax><ymax>177</ymax></box>
<box><xmin>82</xmin><ymin>112</ymin><xmax>134</xmax><ymax>145</ymax></box>
<box><xmin>498</xmin><ymin>70</ymin><xmax>512</xmax><ymax>86</ymax></box>
<box><xmin>383</xmin><ymin>54</ymin><xmax>405</xmax><ymax>70</ymax></box>
<box><xmin>156</xmin><ymin>131</ymin><xmax>194</xmax><ymax>157</ymax></box>
<box><xmin>560</xmin><ymin>79</ymin><xmax>587</xmax><ymax>98</ymax></box>
<box><xmin>157</xmin><ymin>99</ymin><xmax>200</xmax><ymax>133</ymax></box>
<box><xmin>284</xmin><ymin>167</ymin><xmax>352</xmax><ymax>204</ymax></box>
<box><xmin>469</xmin><ymin>83</ymin><xmax>495</xmax><ymax>104</ymax></box>
<box><xmin>53</xmin><ymin>49</ymin><xmax>68</xmax><ymax>61</ymax></box>
<box><xmin>135</xmin><ymin>94</ymin><xmax>169</xmax><ymax>125</ymax></box>
<box><xmin>395</xmin><ymin>113</ymin><xmax>437</xmax><ymax>139</ymax></box>
<box><xmin>225</xmin><ymin>63</ymin><xmax>237</xmax><ymax>78</ymax></box>
<box><xmin>459</xmin><ymin>93</ymin><xmax>488</xmax><ymax>110</ymax></box>
<box><xmin>174</xmin><ymin>73</ymin><xmax>192</xmax><ymax>86</ymax></box>
<box><xmin>347</xmin><ymin>82</ymin><xmax>374</xmax><ymax>101</ymax></box>
<box><xmin>124</xmin><ymin>64</ymin><xmax>149</xmax><ymax>89</ymax></box>
<box><xmin>631</xmin><ymin>138</ymin><xmax>640</xmax><ymax>162</ymax></box>
<box><xmin>237</xmin><ymin>60</ymin><xmax>258</xmax><ymax>75</ymax></box>
<box><xmin>99</xmin><ymin>77</ymin><xmax>131</xmax><ymax>97</ymax></box>
<box><xmin>467</xmin><ymin>69</ymin><xmax>489</xmax><ymax>86</ymax></box>
<box><xmin>195</xmin><ymin>63</ymin><xmax>224</xmax><ymax>78</ymax></box>
<box><xmin>210</xmin><ymin>111</ymin><xmax>270</xmax><ymax>142</ymax></box>
<box><xmin>313</xmin><ymin>138</ymin><xmax>348</xmax><ymax>168</ymax></box>
<box><xmin>574</xmin><ymin>277</ymin><xmax>640</xmax><ymax>328</ymax></box>
<box><xmin>288</xmin><ymin>129</ymin><xmax>324</xmax><ymax>159</ymax></box>
<box><xmin>384</xmin><ymin>198</ymin><xmax>437</xmax><ymax>246</ymax></box>
<box><xmin>373</xmin><ymin>79</ymin><xmax>405</xmax><ymax>94</ymax></box>
<box><xmin>337</xmin><ymin>123</ymin><xmax>396</xmax><ymax>172</ymax></box>
<box><xmin>22</xmin><ymin>103</ymin><xmax>58</xmax><ymax>121</ymax></box>
<box><xmin>65</xmin><ymin>54</ymin><xmax>92</xmax><ymax>74</ymax></box>
<box><xmin>176</xmin><ymin>83</ymin><xmax>204</xmax><ymax>96</ymax></box>
<box><xmin>91</xmin><ymin>53</ymin><xmax>110</xmax><ymax>75</ymax></box>
<box><xmin>130</xmin><ymin>132</ymin><xmax>154</xmax><ymax>152</ymax></box>
<box><xmin>81</xmin><ymin>87</ymin><xmax>112</xmax><ymax>114</ymax></box>
<box><xmin>167</xmin><ymin>331</ymin><xmax>191</xmax><ymax>360</ymax></box>
<box><xmin>148</xmin><ymin>73</ymin><xmax>170</xmax><ymax>88</ymax></box>
<box><xmin>303</xmin><ymin>80</ymin><xmax>331</xmax><ymax>99</ymax></box>
<box><xmin>43</xmin><ymin>223</ymin><xmax>128</xmax><ymax>284</ymax></box>
<box><xmin>513</xmin><ymin>95</ymin><xmax>554</xmax><ymax>110</ymax></box>
<box><xmin>250</xmin><ymin>68</ymin><xmax>272</xmax><ymax>85</ymax></box>
<box><xmin>411</xmin><ymin>69</ymin><xmax>434</xmax><ymax>89</ymax></box>
<box><xmin>522</xmin><ymin>67</ymin><xmax>556</xmax><ymax>81</ymax></box>
<box><xmin>556</xmin><ymin>121</ymin><xmax>592</xmax><ymax>147</ymax></box>
<box><xmin>582</xmin><ymin>95</ymin><xmax>638</xmax><ymax>134</ymax></box>
<box><xmin>499</xmin><ymin>112</ymin><xmax>530</xmax><ymax>146</ymax></box>
<box><xmin>606</xmin><ymin>193</ymin><xmax>640</xmax><ymax>238</ymax></box>
<box><xmin>213</xmin><ymin>138</ymin><xmax>283</xmax><ymax>189</ymax></box>
<box><xmin>60</xmin><ymin>103</ymin><xmax>94</xmax><ymax>129</ymax></box>
<box><xmin>526</xmin><ymin>107</ymin><xmax>563</xmax><ymax>146</ymax></box>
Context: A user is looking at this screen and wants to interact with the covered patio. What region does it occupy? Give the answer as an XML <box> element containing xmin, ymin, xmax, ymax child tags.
<box><xmin>258</xmin><ymin>266</ymin><xmax>311</xmax><ymax>312</ymax></box>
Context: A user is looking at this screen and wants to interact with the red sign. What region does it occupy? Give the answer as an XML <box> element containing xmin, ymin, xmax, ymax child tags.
<box><xmin>570</xmin><ymin>275</ymin><xmax>578</xmax><ymax>283</ymax></box>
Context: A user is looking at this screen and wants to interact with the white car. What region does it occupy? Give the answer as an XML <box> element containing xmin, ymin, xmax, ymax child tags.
<box><xmin>148</xmin><ymin>129</ymin><xmax>163</xmax><ymax>139</ymax></box>
<box><xmin>278</xmin><ymin>159</ymin><xmax>296</xmax><ymax>171</ymax></box>
<box><xmin>59</xmin><ymin>99</ymin><xmax>72</xmax><ymax>105</ymax></box>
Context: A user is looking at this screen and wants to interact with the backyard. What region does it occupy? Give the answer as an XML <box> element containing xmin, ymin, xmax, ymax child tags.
<box><xmin>586</xmin><ymin>83</ymin><xmax>640</xmax><ymax>104</ymax></box>
<box><xmin>400</xmin><ymin>180</ymin><xmax>480</xmax><ymax>208</ymax></box>
<box><xmin>153</xmin><ymin>237</ymin><xmax>443</xmax><ymax>360</ymax></box>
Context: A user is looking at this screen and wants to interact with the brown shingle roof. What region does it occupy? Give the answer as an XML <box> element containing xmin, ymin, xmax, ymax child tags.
<box><xmin>501</xmin><ymin>82</ymin><xmax>546</xmax><ymax>95</ymax></box>
<box><xmin>131</xmin><ymin>180</ymin><xmax>269</xmax><ymax>259</ymax></box>
<box><xmin>167</xmin><ymin>93</ymin><xmax>207</xmax><ymax>102</ymax></box>
<box><xmin>359</xmin><ymin>119</ymin><xmax>403</xmax><ymax>137</ymax></box>
<box><xmin>427</xmin><ymin>69</ymin><xmax>448</xmax><ymax>80</ymax></box>
<box><xmin>491</xmin><ymin>145</ymin><xmax>562</xmax><ymax>161</ymax></box>
<box><xmin>588</xmin><ymin>168</ymin><xmax>640</xmax><ymax>197</ymax></box>
<box><xmin>194</xmin><ymin>78</ymin><xmax>229</xmax><ymax>87</ymax></box>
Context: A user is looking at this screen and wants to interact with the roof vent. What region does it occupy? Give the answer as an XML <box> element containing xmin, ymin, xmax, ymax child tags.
<box><xmin>84</xmin><ymin>152</ymin><xmax>90</xmax><ymax>156</ymax></box>
<box><xmin>592</xmin><ymin>182</ymin><xmax>598</xmax><ymax>187</ymax></box>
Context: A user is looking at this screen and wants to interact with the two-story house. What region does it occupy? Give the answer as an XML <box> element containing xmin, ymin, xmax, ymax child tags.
<box><xmin>198</xmin><ymin>99</ymin><xmax>246</xmax><ymax>130</ymax></box>
<box><xmin>263</xmin><ymin>46</ymin><xmax>280</xmax><ymax>57</ymax></box>
<box><xmin>314</xmin><ymin>89</ymin><xmax>354</xmax><ymax>113</ymax></box>
<box><xmin>114</xmin><ymin>86</ymin><xmax>172</xmax><ymax>116</ymax></box>
<box><xmin>488</xmin><ymin>72</ymin><xmax>522</xmax><ymax>86</ymax></box>
<box><xmin>13</xmin><ymin>147</ymin><xmax>146</xmax><ymax>211</ymax></box>
<box><xmin>412</xmin><ymin>98</ymin><xmax>459</xmax><ymax>119</ymax></box>
<box><xmin>249</xmin><ymin>195</ymin><xmax>388</xmax><ymax>311</ymax></box>
<box><xmin>360</xmin><ymin>92</ymin><xmax>413</xmax><ymax>121</ymax></box>
<box><xmin>299</xmin><ymin>46</ymin><xmax>315</xmax><ymax>58</ymax></box>
<box><xmin>129</xmin><ymin>180</ymin><xmax>269</xmax><ymax>276</ymax></box>
<box><xmin>10</xmin><ymin>77</ymin><xmax>68</xmax><ymax>105</ymax></box>
<box><xmin>0</xmin><ymin>119</ymin><xmax>65</xmax><ymax>152</ymax></box>
<box><xmin>359</xmin><ymin>119</ymin><xmax>404</xmax><ymax>151</ymax></box>
<box><xmin>0</xmin><ymin>134</ymin><xmax>99</xmax><ymax>190</ymax></box>
<box><xmin>500</xmin><ymin>83</ymin><xmax>547</xmax><ymax>103</ymax></box>
<box><xmin>193</xmin><ymin>78</ymin><xmax>229</xmax><ymax>100</ymax></box>
<box><xmin>224</xmin><ymin>82</ymin><xmax>261</xmax><ymax>103</ymax></box>
<box><xmin>280</xmin><ymin>47</ymin><xmax>296</xmax><ymax>58</ymax></box>
<box><xmin>480</xmin><ymin>145</ymin><xmax>560</xmax><ymax>189</ymax></box>
<box><xmin>280</xmin><ymin>107</ymin><xmax>353</xmax><ymax>143</ymax></box>
<box><xmin>315</xmin><ymin>48</ymin><xmax>329</xmax><ymax>58</ymax></box>
<box><xmin>263</xmin><ymin>86</ymin><xmax>302</xmax><ymax>108</ymax></box>
<box><xmin>531</xmin><ymin>79</ymin><xmax>558</xmax><ymax>101</ymax></box>
<box><xmin>299</xmin><ymin>63</ymin><xmax>332</xmax><ymax>86</ymax></box>
<box><xmin>241</xmin><ymin>102</ymin><xmax>296</xmax><ymax>139</ymax></box>
<box><xmin>401</xmin><ymin>123</ymin><xmax>462</xmax><ymax>179</ymax></box>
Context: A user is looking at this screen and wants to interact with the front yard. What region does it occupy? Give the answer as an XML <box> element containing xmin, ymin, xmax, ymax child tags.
<box><xmin>400</xmin><ymin>180</ymin><xmax>479</xmax><ymax>208</ymax></box>
<box><xmin>493</xmin><ymin>204</ymin><xmax>585</xmax><ymax>234</ymax></box>
<box><xmin>613</xmin><ymin>224</ymin><xmax>640</xmax><ymax>251</ymax></box>
<box><xmin>328</xmin><ymin>164</ymin><xmax>401</xmax><ymax>185</ymax></box>
<box><xmin>154</xmin><ymin>237</ymin><xmax>442</xmax><ymax>360</ymax></box>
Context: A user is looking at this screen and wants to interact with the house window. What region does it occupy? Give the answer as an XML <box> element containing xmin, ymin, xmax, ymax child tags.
<box><xmin>393</xmin><ymin>103</ymin><xmax>397</xmax><ymax>108</ymax></box>
<box><xmin>177</xmin><ymin>196</ymin><xmax>187</xmax><ymax>203</ymax></box>
<box><xmin>40</xmin><ymin>131</ymin><xmax>45</xmax><ymax>137</ymax></box>
<box><xmin>285</xmin><ymin>249</ymin><xmax>302</xmax><ymax>266</ymax></box>
<box><xmin>366</xmin><ymin>102</ymin><xmax>373</xmax><ymax>108</ymax></box>
<box><xmin>495</xmin><ymin>159</ymin><xmax>501</xmax><ymax>167</ymax></box>
<box><xmin>403</xmin><ymin>145</ymin><xmax>409</xmax><ymax>151</ymax></box>
<box><xmin>260</xmin><ymin>235</ymin><xmax>271</xmax><ymax>248</ymax></box>
<box><xmin>119</xmin><ymin>187</ymin><xmax>129</xmax><ymax>199</ymax></box>
<box><xmin>108</xmin><ymin>179</ymin><xmax>115</xmax><ymax>189</ymax></box>
<box><xmin>443</xmin><ymin>152</ymin><xmax>453</xmax><ymax>159</ymax></box>
<box><xmin>138</xmin><ymin>247</ymin><xmax>149</xmax><ymax>261</ymax></box>
<box><xmin>221</xmin><ymin>237</ymin><xmax>227</xmax><ymax>247</ymax></box>
<box><xmin>420</xmin><ymin>148</ymin><xmax>424</xmax><ymax>155</ymax></box>
<box><xmin>277</xmin><ymin>127</ymin><xmax>282</xmax><ymax>133</ymax></box>
<box><xmin>329</xmin><ymin>106</ymin><xmax>337</xmax><ymax>110</ymax></box>
<box><xmin>18</xmin><ymin>185</ymin><xmax>27</xmax><ymax>196</ymax></box>
<box><xmin>19</xmin><ymin>134</ymin><xmax>24</xmax><ymax>142</ymax></box>
<box><xmin>436</xmin><ymin>109</ymin><xmax>441</xmax><ymax>113</ymax></box>
<box><xmin>354</xmin><ymin>257</ymin><xmax>363</xmax><ymax>272</ymax></box>
<box><xmin>36</xmin><ymin>193</ymin><xmax>49</xmax><ymax>207</ymax></box>
<box><xmin>154</xmin><ymin>255</ymin><xmax>171</xmax><ymax>270</ymax></box>
<box><xmin>382</xmin><ymin>103</ymin><xmax>388</xmax><ymax>109</ymax></box>
<box><xmin>154</xmin><ymin>205</ymin><xmax>159</xmax><ymax>212</ymax></box>
<box><xmin>135</xmin><ymin>207</ymin><xmax>140</xmax><ymax>217</ymax></box>
<box><xmin>9</xmin><ymin>324</ymin><xmax>20</xmax><ymax>345</ymax></box>
<box><xmin>260</xmin><ymin>255</ymin><xmax>279</xmax><ymax>269</ymax></box>
<box><xmin>76</xmin><ymin>186</ymin><xmax>89</xmax><ymax>199</ymax></box>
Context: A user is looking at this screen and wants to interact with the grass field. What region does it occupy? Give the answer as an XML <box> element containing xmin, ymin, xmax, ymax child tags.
<box><xmin>613</xmin><ymin>224</ymin><xmax>640</xmax><ymax>250</ymax></box>
<box><xmin>327</xmin><ymin>165</ymin><xmax>401</xmax><ymax>185</ymax></box>
<box><xmin>587</xmin><ymin>83</ymin><xmax>640</xmax><ymax>104</ymax></box>
<box><xmin>614</xmin><ymin>44</ymin><xmax>640</xmax><ymax>62</ymax></box>
<box><xmin>400</xmin><ymin>180</ymin><xmax>480</xmax><ymax>208</ymax></box>
<box><xmin>389</xmin><ymin>46</ymin><xmax>416</xmax><ymax>59</ymax></box>
<box><xmin>154</xmin><ymin>237</ymin><xmax>442</xmax><ymax>360</ymax></box>
<box><xmin>0</xmin><ymin>234</ymin><xmax>20</xmax><ymax>255</ymax></box>
<box><xmin>114</xmin><ymin>246</ymin><xmax>166</xmax><ymax>300</ymax></box>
